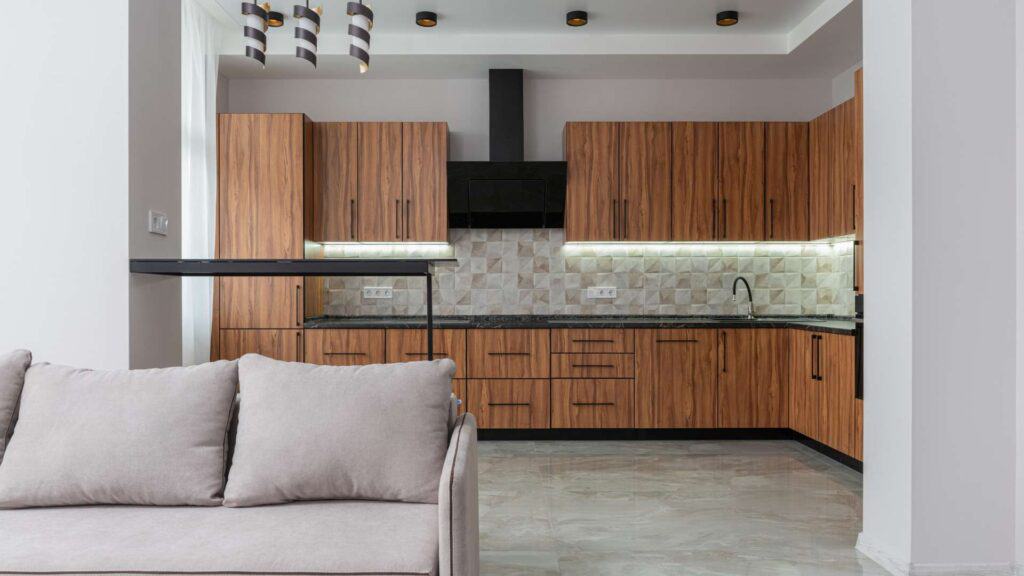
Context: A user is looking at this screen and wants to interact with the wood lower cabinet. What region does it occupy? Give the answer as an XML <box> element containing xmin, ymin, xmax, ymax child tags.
<box><xmin>219</xmin><ymin>277</ymin><xmax>304</xmax><ymax>329</ymax></box>
<box><xmin>468</xmin><ymin>379</ymin><xmax>550</xmax><ymax>429</ymax></box>
<box><xmin>788</xmin><ymin>330</ymin><xmax>821</xmax><ymax>439</ymax></box>
<box><xmin>552</xmin><ymin>379</ymin><xmax>633</xmax><ymax>429</ymax></box>
<box><xmin>552</xmin><ymin>328</ymin><xmax>634</xmax><ymax>353</ymax></box>
<box><xmin>304</xmin><ymin>329</ymin><xmax>386</xmax><ymax>366</ymax></box>
<box><xmin>820</xmin><ymin>333</ymin><xmax>856</xmax><ymax>455</ymax></box>
<box><xmin>636</xmin><ymin>329</ymin><xmax>717</xmax><ymax>428</ymax></box>
<box><xmin>220</xmin><ymin>329</ymin><xmax>302</xmax><ymax>362</ymax></box>
<box><xmin>552</xmin><ymin>353</ymin><xmax>634</xmax><ymax>379</ymax></box>
<box><xmin>386</xmin><ymin>328</ymin><xmax>467</xmax><ymax>378</ymax></box>
<box><xmin>853</xmin><ymin>398</ymin><xmax>864</xmax><ymax>461</ymax></box>
<box><xmin>765</xmin><ymin>122</ymin><xmax>809</xmax><ymax>241</ymax></box>
<box><xmin>717</xmin><ymin>329</ymin><xmax>787</xmax><ymax>428</ymax></box>
<box><xmin>467</xmin><ymin>329</ymin><xmax>550</xmax><ymax>379</ymax></box>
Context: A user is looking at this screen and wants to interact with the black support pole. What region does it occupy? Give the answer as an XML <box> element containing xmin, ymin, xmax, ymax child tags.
<box><xmin>426</xmin><ymin>270</ymin><xmax>434</xmax><ymax>361</ymax></box>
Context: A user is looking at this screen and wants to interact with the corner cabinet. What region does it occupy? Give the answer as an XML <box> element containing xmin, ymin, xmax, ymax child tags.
<box><xmin>788</xmin><ymin>329</ymin><xmax>859</xmax><ymax>458</ymax></box>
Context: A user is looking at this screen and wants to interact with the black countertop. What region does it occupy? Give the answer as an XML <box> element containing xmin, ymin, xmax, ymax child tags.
<box><xmin>304</xmin><ymin>315</ymin><xmax>860</xmax><ymax>335</ymax></box>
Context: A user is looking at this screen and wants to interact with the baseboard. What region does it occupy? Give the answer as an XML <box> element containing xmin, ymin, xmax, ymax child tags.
<box><xmin>855</xmin><ymin>533</ymin><xmax>1015</xmax><ymax>576</ymax></box>
<box><xmin>789</xmin><ymin>431</ymin><xmax>863</xmax><ymax>471</ymax></box>
<box><xmin>478</xmin><ymin>428</ymin><xmax>791</xmax><ymax>441</ymax></box>
<box><xmin>856</xmin><ymin>532</ymin><xmax>910</xmax><ymax>576</ymax></box>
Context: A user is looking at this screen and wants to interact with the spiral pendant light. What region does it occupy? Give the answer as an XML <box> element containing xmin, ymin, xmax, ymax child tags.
<box><xmin>293</xmin><ymin>2</ymin><xmax>322</xmax><ymax>68</ymax></box>
<box><xmin>347</xmin><ymin>1</ymin><xmax>374</xmax><ymax>73</ymax></box>
<box><xmin>241</xmin><ymin>2</ymin><xmax>270</xmax><ymax>66</ymax></box>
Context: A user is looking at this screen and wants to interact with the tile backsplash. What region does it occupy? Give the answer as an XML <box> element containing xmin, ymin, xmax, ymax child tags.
<box><xmin>322</xmin><ymin>229</ymin><xmax>855</xmax><ymax>317</ymax></box>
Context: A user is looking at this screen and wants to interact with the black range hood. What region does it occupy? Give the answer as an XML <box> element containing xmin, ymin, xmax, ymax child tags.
<box><xmin>448</xmin><ymin>69</ymin><xmax>567</xmax><ymax>229</ymax></box>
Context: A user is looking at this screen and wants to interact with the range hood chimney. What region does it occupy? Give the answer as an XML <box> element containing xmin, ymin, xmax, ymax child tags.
<box><xmin>489</xmin><ymin>69</ymin><xmax>524</xmax><ymax>161</ymax></box>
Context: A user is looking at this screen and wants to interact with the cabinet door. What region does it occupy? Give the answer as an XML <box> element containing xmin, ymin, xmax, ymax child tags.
<box><xmin>820</xmin><ymin>333</ymin><xmax>856</xmax><ymax>454</ymax></box>
<box><xmin>636</xmin><ymin>329</ymin><xmax>717</xmax><ymax>429</ymax></box>
<box><xmin>552</xmin><ymin>328</ymin><xmax>634</xmax><ymax>354</ymax></box>
<box><xmin>219</xmin><ymin>277</ymin><xmax>304</xmax><ymax>329</ymax></box>
<box><xmin>854</xmin><ymin>68</ymin><xmax>865</xmax><ymax>294</ymax></box>
<box><xmin>304</xmin><ymin>329</ymin><xmax>386</xmax><ymax>366</ymax></box>
<box><xmin>853</xmin><ymin>398</ymin><xmax>864</xmax><ymax>461</ymax></box>
<box><xmin>671</xmin><ymin>122</ymin><xmax>718</xmax><ymax>241</ymax></box>
<box><xmin>552</xmin><ymin>379</ymin><xmax>633</xmax><ymax>429</ymax></box>
<box><xmin>468</xmin><ymin>379</ymin><xmax>550</xmax><ymax>429</ymax></box>
<box><xmin>466</xmin><ymin>329</ymin><xmax>550</xmax><ymax>379</ymax></box>
<box><xmin>386</xmin><ymin>328</ymin><xmax>466</xmax><ymax>379</ymax></box>
<box><xmin>219</xmin><ymin>329</ymin><xmax>302</xmax><ymax>362</ymax></box>
<box><xmin>718</xmin><ymin>122</ymin><xmax>765</xmax><ymax>241</ymax></box>
<box><xmin>788</xmin><ymin>330</ymin><xmax>820</xmax><ymax>439</ymax></box>
<box><xmin>809</xmin><ymin>111</ymin><xmax>832</xmax><ymax>239</ymax></box>
<box><xmin>717</xmin><ymin>329</ymin><xmax>786</xmax><ymax>428</ymax></box>
<box><xmin>402</xmin><ymin>122</ymin><xmax>448</xmax><ymax>242</ymax></box>
<box><xmin>619</xmin><ymin>122</ymin><xmax>672</xmax><ymax>241</ymax></box>
<box><xmin>357</xmin><ymin>122</ymin><xmax>403</xmax><ymax>241</ymax></box>
<box><xmin>313</xmin><ymin>122</ymin><xmax>358</xmax><ymax>242</ymax></box>
<box><xmin>765</xmin><ymin>122</ymin><xmax>810</xmax><ymax>241</ymax></box>
<box><xmin>565</xmin><ymin>122</ymin><xmax>619</xmax><ymax>241</ymax></box>
<box><xmin>831</xmin><ymin>100</ymin><xmax>857</xmax><ymax>237</ymax></box>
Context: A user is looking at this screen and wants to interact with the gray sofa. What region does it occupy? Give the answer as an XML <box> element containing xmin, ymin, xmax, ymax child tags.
<box><xmin>0</xmin><ymin>357</ymin><xmax>479</xmax><ymax>576</ymax></box>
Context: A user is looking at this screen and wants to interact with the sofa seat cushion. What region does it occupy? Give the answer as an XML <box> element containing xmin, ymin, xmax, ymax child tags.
<box><xmin>0</xmin><ymin>500</ymin><xmax>439</xmax><ymax>575</ymax></box>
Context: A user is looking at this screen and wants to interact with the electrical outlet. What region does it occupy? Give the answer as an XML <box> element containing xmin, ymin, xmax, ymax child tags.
<box><xmin>147</xmin><ymin>210</ymin><xmax>169</xmax><ymax>236</ymax></box>
<box><xmin>362</xmin><ymin>287</ymin><xmax>394</xmax><ymax>299</ymax></box>
<box><xmin>586</xmin><ymin>286</ymin><xmax>617</xmax><ymax>299</ymax></box>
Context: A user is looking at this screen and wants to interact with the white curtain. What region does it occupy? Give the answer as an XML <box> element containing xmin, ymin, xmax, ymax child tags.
<box><xmin>181</xmin><ymin>0</ymin><xmax>221</xmax><ymax>365</ymax></box>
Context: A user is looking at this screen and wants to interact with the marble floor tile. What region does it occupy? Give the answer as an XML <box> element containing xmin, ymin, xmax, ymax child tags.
<box><xmin>478</xmin><ymin>440</ymin><xmax>886</xmax><ymax>575</ymax></box>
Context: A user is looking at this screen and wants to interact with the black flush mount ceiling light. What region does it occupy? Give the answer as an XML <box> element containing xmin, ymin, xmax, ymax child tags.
<box><xmin>267</xmin><ymin>10</ymin><xmax>285</xmax><ymax>27</ymax></box>
<box><xmin>566</xmin><ymin>10</ymin><xmax>588</xmax><ymax>27</ymax></box>
<box><xmin>716</xmin><ymin>10</ymin><xmax>739</xmax><ymax>26</ymax></box>
<box><xmin>241</xmin><ymin>2</ymin><xmax>270</xmax><ymax>67</ymax></box>
<box><xmin>416</xmin><ymin>11</ymin><xmax>437</xmax><ymax>27</ymax></box>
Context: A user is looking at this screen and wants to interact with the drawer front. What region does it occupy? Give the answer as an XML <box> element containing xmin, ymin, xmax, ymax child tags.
<box><xmin>552</xmin><ymin>328</ymin><xmax>634</xmax><ymax>353</ymax></box>
<box><xmin>386</xmin><ymin>329</ymin><xmax>467</xmax><ymax>378</ymax></box>
<box><xmin>467</xmin><ymin>379</ymin><xmax>550</xmax><ymax>429</ymax></box>
<box><xmin>219</xmin><ymin>277</ymin><xmax>304</xmax><ymax>329</ymax></box>
<box><xmin>551</xmin><ymin>379</ymin><xmax>634</xmax><ymax>429</ymax></box>
<box><xmin>219</xmin><ymin>329</ymin><xmax>302</xmax><ymax>362</ymax></box>
<box><xmin>467</xmin><ymin>329</ymin><xmax>550</xmax><ymax>378</ymax></box>
<box><xmin>552</xmin><ymin>353</ymin><xmax>635</xmax><ymax>379</ymax></box>
<box><xmin>305</xmin><ymin>329</ymin><xmax>386</xmax><ymax>366</ymax></box>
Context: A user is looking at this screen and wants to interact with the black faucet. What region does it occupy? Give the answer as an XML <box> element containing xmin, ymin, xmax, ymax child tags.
<box><xmin>732</xmin><ymin>276</ymin><xmax>754</xmax><ymax>319</ymax></box>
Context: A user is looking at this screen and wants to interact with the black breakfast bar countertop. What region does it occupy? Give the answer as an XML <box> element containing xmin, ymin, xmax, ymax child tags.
<box><xmin>304</xmin><ymin>315</ymin><xmax>860</xmax><ymax>335</ymax></box>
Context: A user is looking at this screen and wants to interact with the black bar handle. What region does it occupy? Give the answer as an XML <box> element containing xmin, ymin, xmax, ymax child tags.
<box><xmin>571</xmin><ymin>364</ymin><xmax>615</xmax><ymax>369</ymax></box>
<box><xmin>720</xmin><ymin>331</ymin><xmax>727</xmax><ymax>373</ymax></box>
<box><xmin>769</xmin><ymin>198</ymin><xmax>775</xmax><ymax>239</ymax></box>
<box><xmin>405</xmin><ymin>199</ymin><xmax>411</xmax><ymax>239</ymax></box>
<box><xmin>296</xmin><ymin>331</ymin><xmax>303</xmax><ymax>361</ymax></box>
<box><xmin>622</xmin><ymin>198</ymin><xmax>629</xmax><ymax>240</ymax></box>
<box><xmin>405</xmin><ymin>352</ymin><xmax>448</xmax><ymax>357</ymax></box>
<box><xmin>571</xmin><ymin>338</ymin><xmax>615</xmax><ymax>343</ymax></box>
<box><xmin>656</xmin><ymin>338</ymin><xmax>698</xmax><ymax>344</ymax></box>
<box><xmin>810</xmin><ymin>335</ymin><xmax>817</xmax><ymax>380</ymax></box>
<box><xmin>325</xmin><ymin>351</ymin><xmax>367</xmax><ymax>356</ymax></box>
<box><xmin>488</xmin><ymin>352</ymin><xmax>531</xmax><ymax>356</ymax></box>
<box><xmin>712</xmin><ymin>198</ymin><xmax>718</xmax><ymax>239</ymax></box>
<box><xmin>350</xmin><ymin>198</ymin><xmax>356</xmax><ymax>239</ymax></box>
<box><xmin>489</xmin><ymin>402</ymin><xmax>530</xmax><ymax>407</ymax></box>
<box><xmin>721</xmin><ymin>199</ymin><xmax>728</xmax><ymax>239</ymax></box>
<box><xmin>395</xmin><ymin>199</ymin><xmax>401</xmax><ymax>239</ymax></box>
<box><xmin>295</xmin><ymin>285</ymin><xmax>302</xmax><ymax>327</ymax></box>
<box><xmin>572</xmin><ymin>402</ymin><xmax>615</xmax><ymax>407</ymax></box>
<box><xmin>612</xmin><ymin>199</ymin><xmax>619</xmax><ymax>239</ymax></box>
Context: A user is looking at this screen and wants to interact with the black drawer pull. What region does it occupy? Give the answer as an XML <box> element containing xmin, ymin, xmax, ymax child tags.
<box><xmin>571</xmin><ymin>338</ymin><xmax>615</xmax><ymax>343</ymax></box>
<box><xmin>324</xmin><ymin>352</ymin><xmax>367</xmax><ymax>356</ymax></box>
<box><xmin>487</xmin><ymin>352</ymin><xmax>530</xmax><ymax>356</ymax></box>
<box><xmin>404</xmin><ymin>352</ymin><xmax>449</xmax><ymax>357</ymax></box>
<box><xmin>572</xmin><ymin>402</ymin><xmax>615</xmax><ymax>407</ymax></box>
<box><xmin>488</xmin><ymin>402</ymin><xmax>531</xmax><ymax>407</ymax></box>
<box><xmin>572</xmin><ymin>364</ymin><xmax>615</xmax><ymax>369</ymax></box>
<box><xmin>656</xmin><ymin>339</ymin><xmax>698</xmax><ymax>344</ymax></box>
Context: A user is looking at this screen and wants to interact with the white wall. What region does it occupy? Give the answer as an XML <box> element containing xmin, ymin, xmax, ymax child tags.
<box><xmin>831</xmin><ymin>62</ymin><xmax>862</xmax><ymax>107</ymax></box>
<box><xmin>226</xmin><ymin>77</ymin><xmax>832</xmax><ymax>161</ymax></box>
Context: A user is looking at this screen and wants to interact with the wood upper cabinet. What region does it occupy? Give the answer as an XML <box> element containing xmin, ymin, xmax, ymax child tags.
<box><xmin>386</xmin><ymin>328</ymin><xmax>466</xmax><ymax>378</ymax></box>
<box><xmin>219</xmin><ymin>277</ymin><xmax>304</xmax><ymax>329</ymax></box>
<box><xmin>831</xmin><ymin>100</ymin><xmax>857</xmax><ymax>237</ymax></box>
<box><xmin>217</xmin><ymin>114</ymin><xmax>306</xmax><ymax>259</ymax></box>
<box><xmin>565</xmin><ymin>122</ymin><xmax>619</xmax><ymax>241</ymax></box>
<box><xmin>357</xmin><ymin>122</ymin><xmax>404</xmax><ymax>242</ymax></box>
<box><xmin>304</xmin><ymin>329</ymin><xmax>386</xmax><ymax>366</ymax></box>
<box><xmin>718</xmin><ymin>122</ymin><xmax>765</xmax><ymax>241</ymax></box>
<box><xmin>810</xmin><ymin>91</ymin><xmax>861</xmax><ymax>242</ymax></box>
<box><xmin>788</xmin><ymin>330</ymin><xmax>821</xmax><ymax>439</ymax></box>
<box><xmin>809</xmin><ymin>110</ymin><xmax>833</xmax><ymax>240</ymax></box>
<box><xmin>313</xmin><ymin>122</ymin><xmax>358</xmax><ymax>242</ymax></box>
<box><xmin>636</xmin><ymin>329</ymin><xmax>717</xmax><ymax>429</ymax></box>
<box><xmin>671</xmin><ymin>122</ymin><xmax>718</xmax><ymax>241</ymax></box>
<box><xmin>717</xmin><ymin>329</ymin><xmax>786</xmax><ymax>428</ymax></box>
<box><xmin>619</xmin><ymin>122</ymin><xmax>672</xmax><ymax>241</ymax></box>
<box><xmin>402</xmin><ymin>122</ymin><xmax>448</xmax><ymax>242</ymax></box>
<box><xmin>220</xmin><ymin>329</ymin><xmax>302</xmax><ymax>362</ymax></box>
<box><xmin>765</xmin><ymin>123</ymin><xmax>810</xmax><ymax>241</ymax></box>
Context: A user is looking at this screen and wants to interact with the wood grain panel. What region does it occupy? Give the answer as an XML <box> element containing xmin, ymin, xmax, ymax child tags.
<box><xmin>821</xmin><ymin>333</ymin><xmax>856</xmax><ymax>455</ymax></box>
<box><xmin>831</xmin><ymin>100</ymin><xmax>857</xmax><ymax>237</ymax></box>
<box><xmin>788</xmin><ymin>330</ymin><xmax>819</xmax><ymax>439</ymax></box>
<box><xmin>357</xmin><ymin>122</ymin><xmax>403</xmax><ymax>242</ymax></box>
<box><xmin>219</xmin><ymin>329</ymin><xmax>301</xmax><ymax>362</ymax></box>
<box><xmin>467</xmin><ymin>329</ymin><xmax>550</xmax><ymax>378</ymax></box>
<box><xmin>551</xmin><ymin>328</ymin><xmax>634</xmax><ymax>353</ymax></box>
<box><xmin>254</xmin><ymin>114</ymin><xmax>304</xmax><ymax>258</ymax></box>
<box><xmin>402</xmin><ymin>122</ymin><xmax>448</xmax><ymax>242</ymax></box>
<box><xmin>853</xmin><ymin>397</ymin><xmax>864</xmax><ymax>461</ymax></box>
<box><xmin>551</xmin><ymin>379</ymin><xmax>633</xmax><ymax>429</ymax></box>
<box><xmin>552</xmin><ymin>353</ymin><xmax>634</xmax><ymax>379</ymax></box>
<box><xmin>564</xmin><ymin>122</ymin><xmax>619</xmax><ymax>241</ymax></box>
<box><xmin>765</xmin><ymin>122</ymin><xmax>810</xmax><ymax>241</ymax></box>
<box><xmin>217</xmin><ymin>114</ymin><xmax>256</xmax><ymax>259</ymax></box>
<box><xmin>635</xmin><ymin>329</ymin><xmax>717</xmax><ymax>429</ymax></box>
<box><xmin>619</xmin><ymin>122</ymin><xmax>672</xmax><ymax>241</ymax></box>
<box><xmin>755</xmin><ymin>328</ymin><xmax>788</xmax><ymax>428</ymax></box>
<box><xmin>809</xmin><ymin>110</ymin><xmax>832</xmax><ymax>240</ymax></box>
<box><xmin>314</xmin><ymin>122</ymin><xmax>358</xmax><ymax>242</ymax></box>
<box><xmin>718</xmin><ymin>122</ymin><xmax>765</xmax><ymax>241</ymax></box>
<box><xmin>219</xmin><ymin>277</ymin><xmax>303</xmax><ymax>329</ymax></box>
<box><xmin>304</xmin><ymin>329</ymin><xmax>386</xmax><ymax>366</ymax></box>
<box><xmin>716</xmin><ymin>329</ymin><xmax>756</xmax><ymax>428</ymax></box>
<box><xmin>467</xmin><ymin>379</ymin><xmax>550</xmax><ymax>429</ymax></box>
<box><xmin>671</xmin><ymin>122</ymin><xmax>718</xmax><ymax>241</ymax></box>
<box><xmin>386</xmin><ymin>328</ymin><xmax>467</xmax><ymax>378</ymax></box>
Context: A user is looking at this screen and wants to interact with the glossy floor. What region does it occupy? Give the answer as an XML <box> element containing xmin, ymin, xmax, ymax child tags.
<box><xmin>478</xmin><ymin>440</ymin><xmax>886</xmax><ymax>575</ymax></box>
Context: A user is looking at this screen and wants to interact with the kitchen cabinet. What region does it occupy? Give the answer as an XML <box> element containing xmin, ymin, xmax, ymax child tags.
<box><xmin>819</xmin><ymin>333</ymin><xmax>856</xmax><ymax>455</ymax></box>
<box><xmin>219</xmin><ymin>277</ymin><xmax>304</xmax><ymax>330</ymax></box>
<box><xmin>788</xmin><ymin>330</ymin><xmax>821</xmax><ymax>439</ymax></box>
<box><xmin>552</xmin><ymin>353</ymin><xmax>634</xmax><ymax>379</ymax></box>
<box><xmin>402</xmin><ymin>122</ymin><xmax>449</xmax><ymax>242</ymax></box>
<box><xmin>219</xmin><ymin>329</ymin><xmax>302</xmax><ymax>362</ymax></box>
<box><xmin>357</xmin><ymin>122</ymin><xmax>404</xmax><ymax>242</ymax></box>
<box><xmin>304</xmin><ymin>329</ymin><xmax>386</xmax><ymax>366</ymax></box>
<box><xmin>809</xmin><ymin>91</ymin><xmax>861</xmax><ymax>242</ymax></box>
<box><xmin>830</xmin><ymin>99</ymin><xmax>857</xmax><ymax>237</ymax></box>
<box><xmin>671</xmin><ymin>122</ymin><xmax>718</xmax><ymax>241</ymax></box>
<box><xmin>313</xmin><ymin>122</ymin><xmax>358</xmax><ymax>242</ymax></box>
<box><xmin>717</xmin><ymin>329</ymin><xmax>786</xmax><ymax>428</ymax></box>
<box><xmin>765</xmin><ymin>122</ymin><xmax>810</xmax><ymax>241</ymax></box>
<box><xmin>467</xmin><ymin>329</ymin><xmax>550</xmax><ymax>379</ymax></box>
<box><xmin>718</xmin><ymin>122</ymin><xmax>766</xmax><ymax>241</ymax></box>
<box><xmin>565</xmin><ymin>122</ymin><xmax>619</xmax><ymax>241</ymax></box>
<box><xmin>619</xmin><ymin>122</ymin><xmax>673</xmax><ymax>241</ymax></box>
<box><xmin>809</xmin><ymin>110</ymin><xmax>833</xmax><ymax>239</ymax></box>
<box><xmin>551</xmin><ymin>379</ymin><xmax>633</xmax><ymax>429</ymax></box>
<box><xmin>551</xmin><ymin>328</ymin><xmax>634</xmax><ymax>354</ymax></box>
<box><xmin>386</xmin><ymin>328</ymin><xmax>467</xmax><ymax>379</ymax></box>
<box><xmin>467</xmin><ymin>379</ymin><xmax>550</xmax><ymax>429</ymax></box>
<box><xmin>854</xmin><ymin>68</ymin><xmax>865</xmax><ymax>293</ymax></box>
<box><xmin>636</xmin><ymin>329</ymin><xmax>717</xmax><ymax>429</ymax></box>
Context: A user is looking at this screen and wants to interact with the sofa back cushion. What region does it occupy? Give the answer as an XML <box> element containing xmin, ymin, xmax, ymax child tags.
<box><xmin>0</xmin><ymin>350</ymin><xmax>31</xmax><ymax>467</ymax></box>
<box><xmin>223</xmin><ymin>354</ymin><xmax>455</xmax><ymax>507</ymax></box>
<box><xmin>0</xmin><ymin>361</ymin><xmax>238</xmax><ymax>508</ymax></box>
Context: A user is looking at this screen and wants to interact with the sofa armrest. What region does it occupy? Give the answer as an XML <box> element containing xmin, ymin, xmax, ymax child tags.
<box><xmin>438</xmin><ymin>413</ymin><xmax>479</xmax><ymax>576</ymax></box>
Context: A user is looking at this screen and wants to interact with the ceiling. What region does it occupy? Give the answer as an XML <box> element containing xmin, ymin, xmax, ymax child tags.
<box><xmin>213</xmin><ymin>0</ymin><xmax>861</xmax><ymax>80</ymax></box>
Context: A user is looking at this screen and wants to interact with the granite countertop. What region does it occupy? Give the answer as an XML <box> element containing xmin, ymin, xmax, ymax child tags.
<box><xmin>304</xmin><ymin>315</ymin><xmax>860</xmax><ymax>335</ymax></box>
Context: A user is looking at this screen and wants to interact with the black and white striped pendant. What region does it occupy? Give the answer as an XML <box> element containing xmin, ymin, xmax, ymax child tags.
<box><xmin>347</xmin><ymin>1</ymin><xmax>374</xmax><ymax>73</ymax></box>
<box><xmin>241</xmin><ymin>2</ymin><xmax>270</xmax><ymax>67</ymax></box>
<box><xmin>293</xmin><ymin>2</ymin><xmax>322</xmax><ymax>68</ymax></box>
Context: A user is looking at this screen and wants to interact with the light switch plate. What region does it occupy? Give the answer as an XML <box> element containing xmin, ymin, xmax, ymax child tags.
<box><xmin>586</xmin><ymin>286</ymin><xmax>617</xmax><ymax>299</ymax></box>
<box><xmin>147</xmin><ymin>210</ymin><xmax>169</xmax><ymax>236</ymax></box>
<box><xmin>362</xmin><ymin>287</ymin><xmax>394</xmax><ymax>299</ymax></box>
